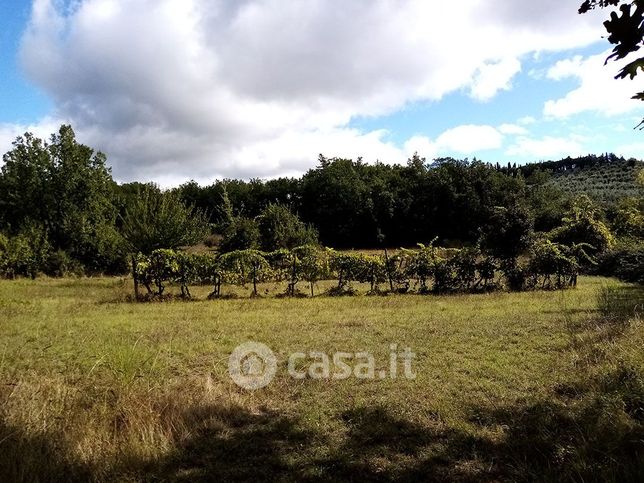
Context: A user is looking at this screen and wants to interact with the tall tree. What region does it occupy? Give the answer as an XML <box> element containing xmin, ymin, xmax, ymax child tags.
<box><xmin>120</xmin><ymin>184</ymin><xmax>209</xmax><ymax>298</ymax></box>
<box><xmin>0</xmin><ymin>125</ymin><xmax>122</xmax><ymax>272</ymax></box>
<box><xmin>256</xmin><ymin>203</ymin><xmax>318</xmax><ymax>251</ymax></box>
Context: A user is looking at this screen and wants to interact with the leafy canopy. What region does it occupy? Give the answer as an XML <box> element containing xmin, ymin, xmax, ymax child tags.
<box><xmin>120</xmin><ymin>184</ymin><xmax>209</xmax><ymax>255</ymax></box>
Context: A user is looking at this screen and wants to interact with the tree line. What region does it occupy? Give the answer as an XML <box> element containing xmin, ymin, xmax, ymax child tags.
<box><xmin>131</xmin><ymin>239</ymin><xmax>592</xmax><ymax>301</ymax></box>
<box><xmin>0</xmin><ymin>125</ymin><xmax>641</xmax><ymax>286</ymax></box>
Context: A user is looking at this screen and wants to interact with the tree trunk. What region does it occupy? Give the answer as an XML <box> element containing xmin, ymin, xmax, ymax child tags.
<box><xmin>131</xmin><ymin>254</ymin><xmax>140</xmax><ymax>300</ymax></box>
<box><xmin>384</xmin><ymin>247</ymin><xmax>394</xmax><ymax>292</ymax></box>
<box><xmin>290</xmin><ymin>257</ymin><xmax>297</xmax><ymax>296</ymax></box>
<box><xmin>252</xmin><ymin>264</ymin><xmax>258</xmax><ymax>296</ymax></box>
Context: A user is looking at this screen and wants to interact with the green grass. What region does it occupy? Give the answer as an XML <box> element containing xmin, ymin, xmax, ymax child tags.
<box><xmin>0</xmin><ymin>276</ymin><xmax>643</xmax><ymax>481</ymax></box>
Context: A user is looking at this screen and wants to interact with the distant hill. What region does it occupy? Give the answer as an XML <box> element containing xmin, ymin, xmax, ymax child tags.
<box><xmin>519</xmin><ymin>154</ymin><xmax>643</xmax><ymax>204</ymax></box>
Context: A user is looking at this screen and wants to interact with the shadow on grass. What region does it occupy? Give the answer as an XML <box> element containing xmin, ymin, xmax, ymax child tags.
<box><xmin>2</xmin><ymin>285</ymin><xmax>643</xmax><ymax>482</ymax></box>
<box><xmin>2</xmin><ymin>373</ymin><xmax>643</xmax><ymax>482</ymax></box>
<box><xmin>0</xmin><ymin>419</ymin><xmax>94</xmax><ymax>483</ymax></box>
<box><xmin>141</xmin><ymin>405</ymin><xmax>313</xmax><ymax>481</ymax></box>
<box><xmin>597</xmin><ymin>284</ymin><xmax>644</xmax><ymax>322</ymax></box>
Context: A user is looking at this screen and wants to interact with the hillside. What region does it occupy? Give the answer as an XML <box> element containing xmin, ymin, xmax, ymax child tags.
<box><xmin>522</xmin><ymin>155</ymin><xmax>643</xmax><ymax>204</ymax></box>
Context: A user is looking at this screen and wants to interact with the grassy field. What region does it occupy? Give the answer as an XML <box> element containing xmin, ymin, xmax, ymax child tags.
<box><xmin>0</xmin><ymin>276</ymin><xmax>643</xmax><ymax>481</ymax></box>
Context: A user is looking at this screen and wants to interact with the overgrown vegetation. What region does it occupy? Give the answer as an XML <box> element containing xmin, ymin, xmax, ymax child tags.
<box><xmin>0</xmin><ymin>277</ymin><xmax>641</xmax><ymax>481</ymax></box>
<box><xmin>1</xmin><ymin>127</ymin><xmax>641</xmax><ymax>284</ymax></box>
<box><xmin>129</xmin><ymin>234</ymin><xmax>597</xmax><ymax>300</ymax></box>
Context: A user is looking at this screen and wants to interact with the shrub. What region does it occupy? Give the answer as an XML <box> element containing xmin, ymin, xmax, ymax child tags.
<box><xmin>432</xmin><ymin>257</ymin><xmax>458</xmax><ymax>293</ymax></box>
<box><xmin>329</xmin><ymin>251</ymin><xmax>363</xmax><ymax>292</ymax></box>
<box><xmin>257</xmin><ymin>203</ymin><xmax>318</xmax><ymax>252</ymax></box>
<box><xmin>219</xmin><ymin>217</ymin><xmax>260</xmax><ymax>253</ymax></box>
<box><xmin>595</xmin><ymin>242</ymin><xmax>644</xmax><ymax>284</ymax></box>
<box><xmin>174</xmin><ymin>251</ymin><xmax>198</xmax><ymax>298</ymax></box>
<box><xmin>549</xmin><ymin>194</ymin><xmax>615</xmax><ymax>255</ymax></box>
<box><xmin>192</xmin><ymin>253</ymin><xmax>223</xmax><ymax>298</ymax></box>
<box><xmin>476</xmin><ymin>256</ymin><xmax>497</xmax><ymax>290</ymax></box>
<box><xmin>118</xmin><ymin>243</ymin><xmax>589</xmax><ymax>301</ymax></box>
<box><xmin>611</xmin><ymin>197</ymin><xmax>644</xmax><ymax>238</ymax></box>
<box><xmin>386</xmin><ymin>249</ymin><xmax>413</xmax><ymax>293</ymax></box>
<box><xmin>147</xmin><ymin>249</ymin><xmax>179</xmax><ymax>296</ymax></box>
<box><xmin>0</xmin><ymin>233</ymin><xmax>7</xmax><ymax>275</ymax></box>
<box><xmin>528</xmin><ymin>239</ymin><xmax>577</xmax><ymax>289</ymax></box>
<box><xmin>1</xmin><ymin>228</ymin><xmax>51</xmax><ymax>279</ymax></box>
<box><xmin>451</xmin><ymin>247</ymin><xmax>479</xmax><ymax>291</ymax></box>
<box><xmin>43</xmin><ymin>249</ymin><xmax>83</xmax><ymax>278</ymax></box>
<box><xmin>356</xmin><ymin>254</ymin><xmax>387</xmax><ymax>293</ymax></box>
<box><xmin>217</xmin><ymin>249</ymin><xmax>272</xmax><ymax>296</ymax></box>
<box><xmin>480</xmin><ymin>202</ymin><xmax>534</xmax><ymax>264</ymax></box>
<box><xmin>405</xmin><ymin>243</ymin><xmax>442</xmax><ymax>293</ymax></box>
<box><xmin>292</xmin><ymin>245</ymin><xmax>331</xmax><ymax>296</ymax></box>
<box><xmin>500</xmin><ymin>259</ymin><xmax>529</xmax><ymax>292</ymax></box>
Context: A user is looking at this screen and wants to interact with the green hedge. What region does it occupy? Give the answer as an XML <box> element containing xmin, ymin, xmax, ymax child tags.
<box><xmin>130</xmin><ymin>240</ymin><xmax>594</xmax><ymax>300</ymax></box>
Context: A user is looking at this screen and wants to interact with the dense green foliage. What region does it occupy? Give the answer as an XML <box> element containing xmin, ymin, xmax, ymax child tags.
<box><xmin>120</xmin><ymin>184</ymin><xmax>209</xmax><ymax>255</ymax></box>
<box><xmin>130</xmin><ymin>237</ymin><xmax>597</xmax><ymax>300</ymax></box>
<box><xmin>256</xmin><ymin>203</ymin><xmax>318</xmax><ymax>251</ymax></box>
<box><xmin>219</xmin><ymin>216</ymin><xmax>261</xmax><ymax>253</ymax></box>
<box><xmin>596</xmin><ymin>240</ymin><xmax>644</xmax><ymax>283</ymax></box>
<box><xmin>0</xmin><ymin>126</ymin><xmax>124</xmax><ymax>273</ymax></box>
<box><xmin>480</xmin><ymin>202</ymin><xmax>534</xmax><ymax>263</ymax></box>
<box><xmin>0</xmin><ymin>126</ymin><xmax>641</xmax><ymax>283</ymax></box>
<box><xmin>539</xmin><ymin>158</ymin><xmax>642</xmax><ymax>204</ymax></box>
<box><xmin>549</xmin><ymin>194</ymin><xmax>616</xmax><ymax>254</ymax></box>
<box><xmin>176</xmin><ymin>155</ymin><xmax>527</xmax><ymax>248</ymax></box>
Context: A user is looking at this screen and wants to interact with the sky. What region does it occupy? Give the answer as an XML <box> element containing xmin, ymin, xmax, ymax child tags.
<box><xmin>0</xmin><ymin>0</ymin><xmax>643</xmax><ymax>186</ymax></box>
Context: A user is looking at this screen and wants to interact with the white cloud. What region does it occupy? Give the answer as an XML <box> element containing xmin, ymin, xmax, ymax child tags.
<box><xmin>469</xmin><ymin>58</ymin><xmax>522</xmax><ymax>101</ymax></box>
<box><xmin>616</xmin><ymin>142</ymin><xmax>644</xmax><ymax>159</ymax></box>
<box><xmin>544</xmin><ymin>51</ymin><xmax>644</xmax><ymax>118</ymax></box>
<box><xmin>12</xmin><ymin>0</ymin><xmax>609</xmax><ymax>183</ymax></box>
<box><xmin>506</xmin><ymin>135</ymin><xmax>585</xmax><ymax>159</ymax></box>
<box><xmin>518</xmin><ymin>116</ymin><xmax>537</xmax><ymax>125</ymax></box>
<box><xmin>403</xmin><ymin>135</ymin><xmax>437</xmax><ymax>160</ymax></box>
<box><xmin>498</xmin><ymin>123</ymin><xmax>528</xmax><ymax>135</ymax></box>
<box><xmin>435</xmin><ymin>125</ymin><xmax>504</xmax><ymax>153</ymax></box>
<box><xmin>0</xmin><ymin>117</ymin><xmax>67</xmax><ymax>157</ymax></box>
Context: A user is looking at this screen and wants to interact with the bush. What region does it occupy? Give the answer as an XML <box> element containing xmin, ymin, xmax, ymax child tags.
<box><xmin>527</xmin><ymin>239</ymin><xmax>582</xmax><ymax>289</ymax></box>
<box><xmin>217</xmin><ymin>249</ymin><xmax>272</xmax><ymax>296</ymax></box>
<box><xmin>611</xmin><ymin>197</ymin><xmax>644</xmax><ymax>238</ymax></box>
<box><xmin>595</xmin><ymin>242</ymin><xmax>644</xmax><ymax>284</ymax></box>
<box><xmin>292</xmin><ymin>245</ymin><xmax>331</xmax><ymax>296</ymax></box>
<box><xmin>133</xmin><ymin>249</ymin><xmax>179</xmax><ymax>297</ymax></box>
<box><xmin>405</xmin><ymin>244</ymin><xmax>440</xmax><ymax>293</ymax></box>
<box><xmin>257</xmin><ymin>203</ymin><xmax>318</xmax><ymax>252</ymax></box>
<box><xmin>43</xmin><ymin>250</ymin><xmax>84</xmax><ymax>278</ymax></box>
<box><xmin>120</xmin><ymin>243</ymin><xmax>591</xmax><ymax>302</ymax></box>
<box><xmin>480</xmin><ymin>202</ymin><xmax>534</xmax><ymax>263</ymax></box>
<box><xmin>219</xmin><ymin>217</ymin><xmax>260</xmax><ymax>253</ymax></box>
<box><xmin>0</xmin><ymin>233</ymin><xmax>7</xmax><ymax>275</ymax></box>
<box><xmin>501</xmin><ymin>260</ymin><xmax>529</xmax><ymax>292</ymax></box>
<box><xmin>549</xmin><ymin>194</ymin><xmax>615</xmax><ymax>255</ymax></box>
<box><xmin>1</xmin><ymin>228</ymin><xmax>51</xmax><ymax>279</ymax></box>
